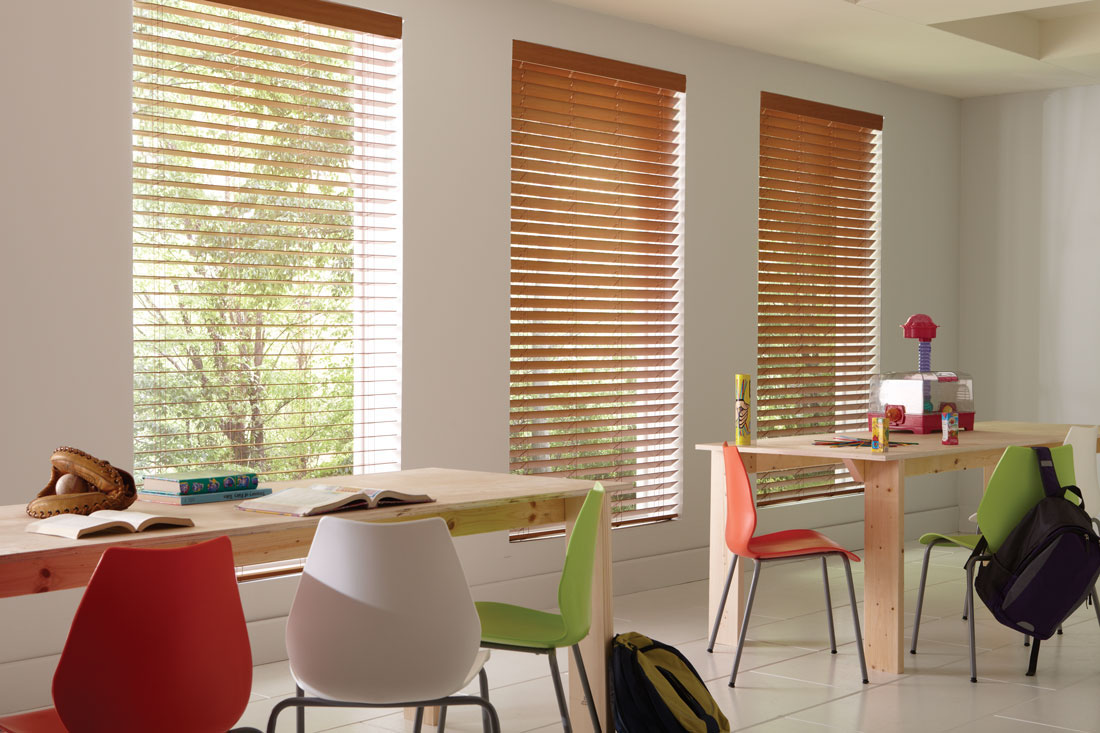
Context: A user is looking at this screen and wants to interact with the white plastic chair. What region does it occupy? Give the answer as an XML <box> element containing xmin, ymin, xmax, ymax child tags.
<box><xmin>265</xmin><ymin>516</ymin><xmax>498</xmax><ymax>733</ymax></box>
<box><xmin>1065</xmin><ymin>425</ymin><xmax>1100</xmax><ymax>533</ymax></box>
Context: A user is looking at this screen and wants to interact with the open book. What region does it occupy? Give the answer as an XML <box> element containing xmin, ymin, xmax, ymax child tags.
<box><xmin>237</xmin><ymin>484</ymin><xmax>434</xmax><ymax>517</ymax></box>
<box><xmin>26</xmin><ymin>510</ymin><xmax>195</xmax><ymax>540</ymax></box>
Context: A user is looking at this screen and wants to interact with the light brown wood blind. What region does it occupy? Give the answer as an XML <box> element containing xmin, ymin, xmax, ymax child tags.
<box><xmin>132</xmin><ymin>0</ymin><xmax>401</xmax><ymax>481</ymax></box>
<box><xmin>756</xmin><ymin>92</ymin><xmax>882</xmax><ymax>506</ymax></box>
<box><xmin>510</xmin><ymin>42</ymin><xmax>685</xmax><ymax>538</ymax></box>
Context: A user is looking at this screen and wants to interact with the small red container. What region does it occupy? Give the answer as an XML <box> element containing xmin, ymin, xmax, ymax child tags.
<box><xmin>941</xmin><ymin>412</ymin><xmax>959</xmax><ymax>445</ymax></box>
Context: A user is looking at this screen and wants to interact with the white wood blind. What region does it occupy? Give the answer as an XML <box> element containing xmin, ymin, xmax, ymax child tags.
<box><xmin>756</xmin><ymin>92</ymin><xmax>882</xmax><ymax>506</ymax></box>
<box><xmin>510</xmin><ymin>42</ymin><xmax>686</xmax><ymax>536</ymax></box>
<box><xmin>132</xmin><ymin>0</ymin><xmax>401</xmax><ymax>481</ymax></box>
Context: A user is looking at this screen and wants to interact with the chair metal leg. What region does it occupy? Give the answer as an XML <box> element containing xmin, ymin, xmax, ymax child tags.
<box><xmin>571</xmin><ymin>643</ymin><xmax>603</xmax><ymax>733</ymax></box>
<box><xmin>966</xmin><ymin>557</ymin><xmax>978</xmax><ymax>683</ymax></box>
<box><xmin>842</xmin><ymin>556</ymin><xmax>869</xmax><ymax>684</ymax></box>
<box><xmin>295</xmin><ymin>684</ymin><xmax>305</xmax><ymax>733</ymax></box>
<box><xmin>478</xmin><ymin>667</ymin><xmax>491</xmax><ymax>733</ymax></box>
<box><xmin>707</xmin><ymin>554</ymin><xmax>738</xmax><ymax>652</ymax></box>
<box><xmin>1092</xmin><ymin>588</ymin><xmax>1100</xmax><ymax>629</ymax></box>
<box><xmin>910</xmin><ymin>539</ymin><xmax>937</xmax><ymax>654</ymax></box>
<box><xmin>438</xmin><ymin>706</ymin><xmax>448</xmax><ymax>731</ymax></box>
<box><xmin>547</xmin><ymin>650</ymin><xmax>572</xmax><ymax>733</ymax></box>
<box><xmin>729</xmin><ymin>559</ymin><xmax>762</xmax><ymax>688</ymax></box>
<box><xmin>266</xmin><ymin>695</ymin><xmax>499</xmax><ymax>733</ymax></box>
<box><xmin>471</xmin><ymin>697</ymin><xmax>502</xmax><ymax>733</ymax></box>
<box><xmin>821</xmin><ymin>556</ymin><xmax>837</xmax><ymax>653</ymax></box>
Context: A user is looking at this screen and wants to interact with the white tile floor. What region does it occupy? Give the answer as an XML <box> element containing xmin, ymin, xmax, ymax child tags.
<box><xmin>238</xmin><ymin>542</ymin><xmax>1100</xmax><ymax>732</ymax></box>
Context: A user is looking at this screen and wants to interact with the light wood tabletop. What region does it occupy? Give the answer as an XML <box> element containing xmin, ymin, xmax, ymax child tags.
<box><xmin>697</xmin><ymin>421</ymin><xmax>1100</xmax><ymax>677</ymax></box>
<box><xmin>0</xmin><ymin>467</ymin><xmax>611</xmax><ymax>733</ymax></box>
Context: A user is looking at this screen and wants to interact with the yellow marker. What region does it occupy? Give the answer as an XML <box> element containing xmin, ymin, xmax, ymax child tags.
<box><xmin>734</xmin><ymin>374</ymin><xmax>751</xmax><ymax>446</ymax></box>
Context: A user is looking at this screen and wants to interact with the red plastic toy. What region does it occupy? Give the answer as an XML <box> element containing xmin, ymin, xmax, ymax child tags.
<box><xmin>867</xmin><ymin>314</ymin><xmax>975</xmax><ymax>434</ymax></box>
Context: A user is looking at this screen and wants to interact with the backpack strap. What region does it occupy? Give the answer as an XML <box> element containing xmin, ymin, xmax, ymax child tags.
<box><xmin>1033</xmin><ymin>446</ymin><xmax>1084</xmax><ymax>503</ymax></box>
<box><xmin>1034</xmin><ymin>446</ymin><xmax>1062</xmax><ymax>499</ymax></box>
<box><xmin>966</xmin><ymin>535</ymin><xmax>989</xmax><ymax>567</ymax></box>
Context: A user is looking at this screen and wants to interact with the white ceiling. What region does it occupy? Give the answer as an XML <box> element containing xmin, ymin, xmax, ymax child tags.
<box><xmin>551</xmin><ymin>0</ymin><xmax>1100</xmax><ymax>97</ymax></box>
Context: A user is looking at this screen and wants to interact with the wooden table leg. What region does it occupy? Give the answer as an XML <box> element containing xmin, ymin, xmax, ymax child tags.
<box><xmin>404</xmin><ymin>706</ymin><xmax>439</xmax><ymax>727</ymax></box>
<box><xmin>708</xmin><ymin>449</ymin><xmax>742</xmax><ymax>648</ymax></box>
<box><xmin>863</xmin><ymin>460</ymin><xmax>905</xmax><ymax>675</ymax></box>
<box><xmin>567</xmin><ymin>491</ymin><xmax>613</xmax><ymax>732</ymax></box>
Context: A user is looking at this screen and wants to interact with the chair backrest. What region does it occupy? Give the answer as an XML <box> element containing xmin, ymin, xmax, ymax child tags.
<box><xmin>557</xmin><ymin>483</ymin><xmax>605</xmax><ymax>647</ymax></box>
<box><xmin>976</xmin><ymin>444</ymin><xmax>1076</xmax><ymax>552</ymax></box>
<box><xmin>52</xmin><ymin>536</ymin><xmax>252</xmax><ymax>733</ymax></box>
<box><xmin>723</xmin><ymin>442</ymin><xmax>757</xmax><ymax>556</ymax></box>
<box><xmin>286</xmin><ymin>516</ymin><xmax>481</xmax><ymax>704</ymax></box>
<box><xmin>1065</xmin><ymin>425</ymin><xmax>1100</xmax><ymax>518</ymax></box>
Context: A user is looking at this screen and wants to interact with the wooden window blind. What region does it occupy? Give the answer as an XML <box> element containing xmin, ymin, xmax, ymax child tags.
<box><xmin>132</xmin><ymin>0</ymin><xmax>401</xmax><ymax>481</ymax></box>
<box><xmin>510</xmin><ymin>41</ymin><xmax>686</xmax><ymax>537</ymax></box>
<box><xmin>756</xmin><ymin>92</ymin><xmax>883</xmax><ymax>506</ymax></box>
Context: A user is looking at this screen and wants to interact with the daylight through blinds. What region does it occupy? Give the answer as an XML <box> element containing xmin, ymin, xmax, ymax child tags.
<box><xmin>756</xmin><ymin>92</ymin><xmax>882</xmax><ymax>505</ymax></box>
<box><xmin>510</xmin><ymin>42</ymin><xmax>686</xmax><ymax>534</ymax></box>
<box><xmin>132</xmin><ymin>0</ymin><xmax>401</xmax><ymax>480</ymax></box>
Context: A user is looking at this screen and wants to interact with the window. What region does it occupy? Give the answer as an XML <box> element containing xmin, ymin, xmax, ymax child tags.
<box><xmin>133</xmin><ymin>0</ymin><xmax>401</xmax><ymax>481</ymax></box>
<box><xmin>755</xmin><ymin>92</ymin><xmax>883</xmax><ymax>505</ymax></box>
<box><xmin>509</xmin><ymin>41</ymin><xmax>686</xmax><ymax>535</ymax></box>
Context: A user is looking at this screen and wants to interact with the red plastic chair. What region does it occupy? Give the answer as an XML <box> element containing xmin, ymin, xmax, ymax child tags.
<box><xmin>706</xmin><ymin>443</ymin><xmax>869</xmax><ymax>687</ymax></box>
<box><xmin>0</xmin><ymin>536</ymin><xmax>258</xmax><ymax>733</ymax></box>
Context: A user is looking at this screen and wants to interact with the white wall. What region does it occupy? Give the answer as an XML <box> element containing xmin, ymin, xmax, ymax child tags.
<box><xmin>960</xmin><ymin>86</ymin><xmax>1100</xmax><ymax>520</ymax></box>
<box><xmin>0</xmin><ymin>0</ymin><xmax>961</xmax><ymax>713</ymax></box>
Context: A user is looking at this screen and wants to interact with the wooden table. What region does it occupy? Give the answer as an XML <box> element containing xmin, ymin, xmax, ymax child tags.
<box><xmin>0</xmin><ymin>467</ymin><xmax>612</xmax><ymax>733</ymax></box>
<box><xmin>697</xmin><ymin>421</ymin><xmax>1100</xmax><ymax>676</ymax></box>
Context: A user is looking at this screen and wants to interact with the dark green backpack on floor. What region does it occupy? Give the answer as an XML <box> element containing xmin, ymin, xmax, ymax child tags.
<box><xmin>611</xmin><ymin>632</ymin><xmax>731</xmax><ymax>733</ymax></box>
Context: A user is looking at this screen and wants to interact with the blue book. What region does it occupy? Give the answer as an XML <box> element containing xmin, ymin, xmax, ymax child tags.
<box><xmin>136</xmin><ymin>487</ymin><xmax>272</xmax><ymax>506</ymax></box>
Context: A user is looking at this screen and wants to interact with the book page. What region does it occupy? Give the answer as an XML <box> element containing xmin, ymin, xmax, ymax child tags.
<box><xmin>88</xmin><ymin>510</ymin><xmax>194</xmax><ymax>532</ymax></box>
<box><xmin>311</xmin><ymin>485</ymin><xmax>431</xmax><ymax>505</ymax></box>
<box><xmin>372</xmin><ymin>489</ymin><xmax>433</xmax><ymax>505</ymax></box>
<box><xmin>307</xmin><ymin>484</ymin><xmax>367</xmax><ymax>495</ymax></box>
<box><xmin>88</xmin><ymin>510</ymin><xmax>153</xmax><ymax>531</ymax></box>
<box><xmin>238</xmin><ymin>486</ymin><xmax>368</xmax><ymax>516</ymax></box>
<box><xmin>26</xmin><ymin>514</ymin><xmax>127</xmax><ymax>539</ymax></box>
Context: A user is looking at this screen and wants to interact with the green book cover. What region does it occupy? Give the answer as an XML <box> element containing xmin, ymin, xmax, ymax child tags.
<box><xmin>140</xmin><ymin>469</ymin><xmax>259</xmax><ymax>495</ymax></box>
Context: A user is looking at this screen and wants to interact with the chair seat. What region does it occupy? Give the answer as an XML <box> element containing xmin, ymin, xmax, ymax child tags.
<box><xmin>918</xmin><ymin>532</ymin><xmax>981</xmax><ymax>550</ymax></box>
<box><xmin>745</xmin><ymin>528</ymin><xmax>861</xmax><ymax>562</ymax></box>
<box><xmin>476</xmin><ymin>601</ymin><xmax>567</xmax><ymax>649</ymax></box>
<box><xmin>0</xmin><ymin>708</ymin><xmax>67</xmax><ymax>733</ymax></box>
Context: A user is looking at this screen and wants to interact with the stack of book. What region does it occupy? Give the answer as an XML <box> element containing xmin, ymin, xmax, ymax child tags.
<box><xmin>137</xmin><ymin>469</ymin><xmax>272</xmax><ymax>505</ymax></box>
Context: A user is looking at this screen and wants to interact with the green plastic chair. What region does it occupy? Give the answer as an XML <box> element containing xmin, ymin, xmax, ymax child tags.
<box><xmin>476</xmin><ymin>483</ymin><xmax>604</xmax><ymax>733</ymax></box>
<box><xmin>909</xmin><ymin>445</ymin><xmax>1077</xmax><ymax>681</ymax></box>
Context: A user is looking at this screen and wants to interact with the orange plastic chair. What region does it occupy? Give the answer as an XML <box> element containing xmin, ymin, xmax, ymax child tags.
<box><xmin>706</xmin><ymin>443</ymin><xmax>869</xmax><ymax>687</ymax></box>
<box><xmin>0</xmin><ymin>536</ymin><xmax>258</xmax><ymax>733</ymax></box>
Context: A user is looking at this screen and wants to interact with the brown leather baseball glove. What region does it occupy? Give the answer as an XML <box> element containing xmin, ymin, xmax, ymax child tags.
<box><xmin>27</xmin><ymin>447</ymin><xmax>137</xmax><ymax>518</ymax></box>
